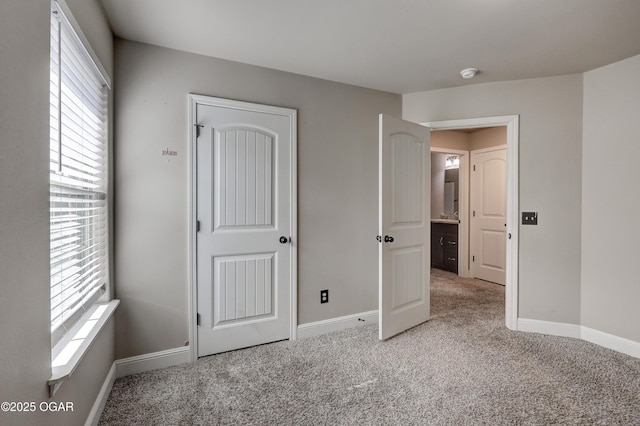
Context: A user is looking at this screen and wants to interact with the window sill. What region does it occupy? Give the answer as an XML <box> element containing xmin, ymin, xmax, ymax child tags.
<box><xmin>48</xmin><ymin>299</ymin><xmax>119</xmax><ymax>396</ymax></box>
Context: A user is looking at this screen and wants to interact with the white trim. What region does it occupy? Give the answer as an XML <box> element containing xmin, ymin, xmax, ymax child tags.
<box><xmin>581</xmin><ymin>326</ymin><xmax>640</xmax><ymax>359</ymax></box>
<box><xmin>52</xmin><ymin>0</ymin><xmax>110</xmax><ymax>88</ymax></box>
<box><xmin>115</xmin><ymin>347</ymin><xmax>191</xmax><ymax>378</ymax></box>
<box><xmin>430</xmin><ymin>147</ymin><xmax>467</xmax><ymax>154</ymax></box>
<box><xmin>430</xmin><ymin>147</ymin><xmax>470</xmax><ymax>278</ymax></box>
<box><xmin>517</xmin><ymin>318</ymin><xmax>582</xmax><ymax>339</ymax></box>
<box><xmin>49</xmin><ymin>300</ymin><xmax>119</xmax><ymax>396</ymax></box>
<box><xmin>188</xmin><ymin>96</ymin><xmax>198</xmax><ymax>362</ymax></box>
<box><xmin>84</xmin><ymin>362</ymin><xmax>115</xmax><ymax>426</ymax></box>
<box><xmin>187</xmin><ymin>94</ymin><xmax>298</xmax><ymax>361</ymax></box>
<box><xmin>297</xmin><ymin>310</ymin><xmax>378</xmax><ymax>339</ymax></box>
<box><xmin>290</xmin><ymin>108</ymin><xmax>298</xmax><ymax>341</ymax></box>
<box><xmin>505</xmin><ymin>117</ymin><xmax>519</xmax><ymax>331</ymax></box>
<box><xmin>423</xmin><ymin>115</ymin><xmax>519</xmax><ymax>331</ymax></box>
<box><xmin>470</xmin><ymin>144</ymin><xmax>507</xmax><ymax>155</ymax></box>
<box><xmin>518</xmin><ymin>319</ymin><xmax>640</xmax><ymax>359</ymax></box>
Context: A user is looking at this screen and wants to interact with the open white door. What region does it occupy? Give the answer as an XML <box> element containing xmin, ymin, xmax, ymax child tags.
<box><xmin>379</xmin><ymin>114</ymin><xmax>431</xmax><ymax>340</ymax></box>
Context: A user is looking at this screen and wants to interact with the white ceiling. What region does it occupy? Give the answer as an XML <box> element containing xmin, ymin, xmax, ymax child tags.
<box><xmin>100</xmin><ymin>0</ymin><xmax>640</xmax><ymax>94</ymax></box>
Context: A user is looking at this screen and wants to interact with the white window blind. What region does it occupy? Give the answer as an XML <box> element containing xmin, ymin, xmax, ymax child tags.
<box><xmin>50</xmin><ymin>1</ymin><xmax>109</xmax><ymax>347</ymax></box>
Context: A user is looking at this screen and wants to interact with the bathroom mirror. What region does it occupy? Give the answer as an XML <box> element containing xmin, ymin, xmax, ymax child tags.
<box><xmin>444</xmin><ymin>168</ymin><xmax>459</xmax><ymax>215</ymax></box>
<box><xmin>431</xmin><ymin>153</ymin><xmax>459</xmax><ymax>219</ymax></box>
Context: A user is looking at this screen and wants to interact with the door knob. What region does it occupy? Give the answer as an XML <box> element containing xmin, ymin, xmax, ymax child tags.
<box><xmin>384</xmin><ymin>235</ymin><xmax>394</xmax><ymax>243</ymax></box>
<box><xmin>279</xmin><ymin>236</ymin><xmax>290</xmax><ymax>244</ymax></box>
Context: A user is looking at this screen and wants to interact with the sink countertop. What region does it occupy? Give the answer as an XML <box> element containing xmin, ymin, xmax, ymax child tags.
<box><xmin>431</xmin><ymin>219</ymin><xmax>460</xmax><ymax>224</ymax></box>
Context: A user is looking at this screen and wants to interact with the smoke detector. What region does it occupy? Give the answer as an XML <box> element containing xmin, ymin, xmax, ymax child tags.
<box><xmin>460</xmin><ymin>68</ymin><xmax>479</xmax><ymax>79</ymax></box>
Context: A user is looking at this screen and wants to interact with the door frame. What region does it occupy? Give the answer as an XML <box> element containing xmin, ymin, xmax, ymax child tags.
<box><xmin>430</xmin><ymin>147</ymin><xmax>470</xmax><ymax>278</ymax></box>
<box><xmin>187</xmin><ymin>94</ymin><xmax>298</xmax><ymax>361</ymax></box>
<box><xmin>422</xmin><ymin>115</ymin><xmax>519</xmax><ymax>330</ymax></box>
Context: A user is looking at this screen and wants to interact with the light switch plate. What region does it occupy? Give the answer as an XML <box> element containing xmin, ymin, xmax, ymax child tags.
<box><xmin>522</xmin><ymin>212</ymin><xmax>538</xmax><ymax>225</ymax></box>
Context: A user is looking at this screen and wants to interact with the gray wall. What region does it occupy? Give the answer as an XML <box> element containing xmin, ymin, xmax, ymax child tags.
<box><xmin>0</xmin><ymin>1</ymin><xmax>115</xmax><ymax>425</ymax></box>
<box><xmin>113</xmin><ymin>40</ymin><xmax>401</xmax><ymax>358</ymax></box>
<box><xmin>582</xmin><ymin>54</ymin><xmax>640</xmax><ymax>342</ymax></box>
<box><xmin>404</xmin><ymin>75</ymin><xmax>584</xmax><ymax>324</ymax></box>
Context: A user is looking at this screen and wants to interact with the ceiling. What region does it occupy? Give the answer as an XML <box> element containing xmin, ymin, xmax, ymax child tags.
<box><xmin>100</xmin><ymin>0</ymin><xmax>640</xmax><ymax>94</ymax></box>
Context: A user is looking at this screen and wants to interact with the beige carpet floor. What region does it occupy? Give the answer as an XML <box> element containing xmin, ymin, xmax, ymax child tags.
<box><xmin>99</xmin><ymin>269</ymin><xmax>640</xmax><ymax>425</ymax></box>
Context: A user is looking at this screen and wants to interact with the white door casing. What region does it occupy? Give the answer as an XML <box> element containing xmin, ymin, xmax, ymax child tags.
<box><xmin>379</xmin><ymin>114</ymin><xmax>431</xmax><ymax>340</ymax></box>
<box><xmin>191</xmin><ymin>95</ymin><xmax>296</xmax><ymax>357</ymax></box>
<box><xmin>423</xmin><ymin>115</ymin><xmax>518</xmax><ymax>331</ymax></box>
<box><xmin>471</xmin><ymin>147</ymin><xmax>507</xmax><ymax>285</ymax></box>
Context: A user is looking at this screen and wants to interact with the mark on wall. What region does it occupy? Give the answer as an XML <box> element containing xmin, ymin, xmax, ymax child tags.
<box><xmin>162</xmin><ymin>149</ymin><xmax>178</xmax><ymax>156</ymax></box>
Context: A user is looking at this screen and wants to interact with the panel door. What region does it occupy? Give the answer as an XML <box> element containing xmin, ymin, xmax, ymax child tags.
<box><xmin>470</xmin><ymin>148</ymin><xmax>507</xmax><ymax>285</ymax></box>
<box><xmin>196</xmin><ymin>98</ymin><xmax>295</xmax><ymax>356</ymax></box>
<box><xmin>379</xmin><ymin>114</ymin><xmax>431</xmax><ymax>340</ymax></box>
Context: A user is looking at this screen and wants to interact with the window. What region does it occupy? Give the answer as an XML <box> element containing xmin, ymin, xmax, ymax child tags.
<box><xmin>49</xmin><ymin>0</ymin><xmax>110</xmax><ymax>348</ymax></box>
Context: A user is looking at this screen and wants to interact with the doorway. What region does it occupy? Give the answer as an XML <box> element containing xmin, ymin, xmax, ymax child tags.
<box><xmin>430</xmin><ymin>148</ymin><xmax>469</xmax><ymax>277</ymax></box>
<box><xmin>423</xmin><ymin>116</ymin><xmax>519</xmax><ymax>330</ymax></box>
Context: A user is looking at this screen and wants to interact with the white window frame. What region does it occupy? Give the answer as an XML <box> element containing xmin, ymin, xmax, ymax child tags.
<box><xmin>48</xmin><ymin>0</ymin><xmax>116</xmax><ymax>396</ymax></box>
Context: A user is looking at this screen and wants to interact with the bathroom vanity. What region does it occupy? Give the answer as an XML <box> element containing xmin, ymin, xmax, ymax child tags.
<box><xmin>431</xmin><ymin>220</ymin><xmax>458</xmax><ymax>274</ymax></box>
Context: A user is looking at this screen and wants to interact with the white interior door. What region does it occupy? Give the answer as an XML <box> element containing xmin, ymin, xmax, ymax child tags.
<box><xmin>470</xmin><ymin>147</ymin><xmax>507</xmax><ymax>285</ymax></box>
<box><xmin>379</xmin><ymin>114</ymin><xmax>431</xmax><ymax>340</ymax></box>
<box><xmin>195</xmin><ymin>97</ymin><xmax>295</xmax><ymax>356</ymax></box>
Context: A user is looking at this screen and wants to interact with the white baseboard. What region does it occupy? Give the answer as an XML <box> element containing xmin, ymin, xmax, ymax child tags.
<box><xmin>85</xmin><ymin>362</ymin><xmax>116</xmax><ymax>426</ymax></box>
<box><xmin>115</xmin><ymin>346</ymin><xmax>191</xmax><ymax>378</ymax></box>
<box><xmin>518</xmin><ymin>318</ymin><xmax>640</xmax><ymax>359</ymax></box>
<box><xmin>581</xmin><ymin>326</ymin><xmax>640</xmax><ymax>359</ymax></box>
<box><xmin>297</xmin><ymin>310</ymin><xmax>378</xmax><ymax>339</ymax></box>
<box><xmin>517</xmin><ymin>318</ymin><xmax>582</xmax><ymax>339</ymax></box>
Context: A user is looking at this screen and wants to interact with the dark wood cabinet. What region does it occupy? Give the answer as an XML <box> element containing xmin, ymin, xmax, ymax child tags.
<box><xmin>431</xmin><ymin>222</ymin><xmax>458</xmax><ymax>274</ymax></box>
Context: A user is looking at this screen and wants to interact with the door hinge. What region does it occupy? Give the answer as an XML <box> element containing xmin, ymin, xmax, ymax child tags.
<box><xmin>196</xmin><ymin>313</ymin><xmax>201</xmax><ymax>326</ymax></box>
<box><xmin>376</xmin><ymin>235</ymin><xmax>382</xmax><ymax>243</ymax></box>
<box><xmin>473</xmin><ymin>210</ymin><xmax>476</xmax><ymax>217</ymax></box>
<box><xmin>473</xmin><ymin>164</ymin><xmax>476</xmax><ymax>171</ymax></box>
<box><xmin>472</xmin><ymin>255</ymin><xmax>475</xmax><ymax>262</ymax></box>
<box><xmin>194</xmin><ymin>123</ymin><xmax>204</xmax><ymax>138</ymax></box>
<box><xmin>196</xmin><ymin>220</ymin><xmax>200</xmax><ymax>232</ymax></box>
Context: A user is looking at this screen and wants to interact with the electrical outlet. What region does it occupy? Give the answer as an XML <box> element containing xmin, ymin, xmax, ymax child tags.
<box><xmin>320</xmin><ymin>289</ymin><xmax>329</xmax><ymax>304</ymax></box>
<box><xmin>522</xmin><ymin>212</ymin><xmax>538</xmax><ymax>225</ymax></box>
